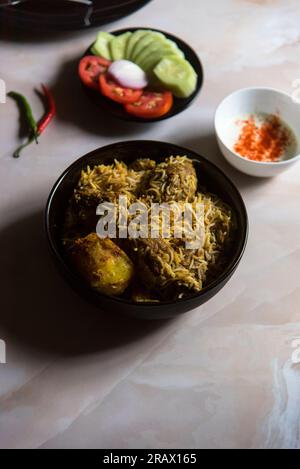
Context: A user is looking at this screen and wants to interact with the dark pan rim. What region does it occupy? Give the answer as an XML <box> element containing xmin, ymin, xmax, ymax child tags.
<box><xmin>1</xmin><ymin>0</ymin><xmax>153</xmax><ymax>28</ymax></box>
<box><xmin>45</xmin><ymin>140</ymin><xmax>248</xmax><ymax>308</ymax></box>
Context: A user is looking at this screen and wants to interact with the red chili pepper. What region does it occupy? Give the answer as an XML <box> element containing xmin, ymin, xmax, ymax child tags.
<box><xmin>37</xmin><ymin>84</ymin><xmax>56</xmax><ymax>135</ymax></box>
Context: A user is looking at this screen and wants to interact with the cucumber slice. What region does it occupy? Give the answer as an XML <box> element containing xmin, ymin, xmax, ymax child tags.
<box><xmin>137</xmin><ymin>46</ymin><xmax>174</xmax><ymax>72</ymax></box>
<box><xmin>110</xmin><ymin>32</ymin><xmax>132</xmax><ymax>61</ymax></box>
<box><xmin>153</xmin><ymin>56</ymin><xmax>198</xmax><ymax>98</ymax></box>
<box><xmin>131</xmin><ymin>31</ymin><xmax>165</xmax><ymax>63</ymax></box>
<box><xmin>125</xmin><ymin>30</ymin><xmax>148</xmax><ymax>59</ymax></box>
<box><xmin>137</xmin><ymin>40</ymin><xmax>184</xmax><ymax>72</ymax></box>
<box><xmin>165</xmin><ymin>39</ymin><xmax>185</xmax><ymax>58</ymax></box>
<box><xmin>91</xmin><ymin>31</ymin><xmax>114</xmax><ymax>60</ymax></box>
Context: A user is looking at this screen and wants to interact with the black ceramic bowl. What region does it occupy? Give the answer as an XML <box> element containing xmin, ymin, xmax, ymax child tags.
<box><xmin>45</xmin><ymin>141</ymin><xmax>248</xmax><ymax>320</ymax></box>
<box><xmin>82</xmin><ymin>28</ymin><xmax>203</xmax><ymax>123</ymax></box>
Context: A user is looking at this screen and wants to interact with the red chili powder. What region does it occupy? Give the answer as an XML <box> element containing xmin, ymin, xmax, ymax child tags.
<box><xmin>234</xmin><ymin>114</ymin><xmax>291</xmax><ymax>162</ymax></box>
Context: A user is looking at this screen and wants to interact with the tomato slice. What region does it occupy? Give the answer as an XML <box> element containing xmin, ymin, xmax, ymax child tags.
<box><xmin>99</xmin><ymin>73</ymin><xmax>143</xmax><ymax>105</ymax></box>
<box><xmin>79</xmin><ymin>56</ymin><xmax>111</xmax><ymax>90</ymax></box>
<box><xmin>124</xmin><ymin>91</ymin><xmax>173</xmax><ymax>119</ymax></box>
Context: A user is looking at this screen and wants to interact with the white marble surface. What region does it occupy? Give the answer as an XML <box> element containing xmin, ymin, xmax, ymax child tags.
<box><xmin>0</xmin><ymin>0</ymin><xmax>300</xmax><ymax>449</ymax></box>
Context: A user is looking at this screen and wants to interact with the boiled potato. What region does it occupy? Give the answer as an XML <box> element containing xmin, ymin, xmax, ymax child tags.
<box><xmin>71</xmin><ymin>233</ymin><xmax>134</xmax><ymax>296</ymax></box>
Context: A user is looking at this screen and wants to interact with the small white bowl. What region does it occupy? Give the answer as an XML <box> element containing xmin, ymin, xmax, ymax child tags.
<box><xmin>214</xmin><ymin>87</ymin><xmax>300</xmax><ymax>177</ymax></box>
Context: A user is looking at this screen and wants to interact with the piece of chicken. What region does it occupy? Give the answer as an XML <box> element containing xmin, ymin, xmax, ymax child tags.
<box><xmin>129</xmin><ymin>158</ymin><xmax>156</xmax><ymax>172</ymax></box>
<box><xmin>145</xmin><ymin>156</ymin><xmax>197</xmax><ymax>203</ymax></box>
<box><xmin>71</xmin><ymin>233</ymin><xmax>134</xmax><ymax>296</ymax></box>
<box><xmin>130</xmin><ymin>238</ymin><xmax>200</xmax><ymax>296</ymax></box>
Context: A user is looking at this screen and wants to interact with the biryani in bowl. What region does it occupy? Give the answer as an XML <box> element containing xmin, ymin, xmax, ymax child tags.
<box><xmin>61</xmin><ymin>154</ymin><xmax>233</xmax><ymax>302</ymax></box>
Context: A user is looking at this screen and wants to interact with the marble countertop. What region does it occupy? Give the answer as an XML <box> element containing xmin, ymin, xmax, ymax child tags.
<box><xmin>0</xmin><ymin>0</ymin><xmax>300</xmax><ymax>449</ymax></box>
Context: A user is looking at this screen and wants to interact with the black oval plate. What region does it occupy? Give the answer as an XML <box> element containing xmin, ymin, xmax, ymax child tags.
<box><xmin>82</xmin><ymin>27</ymin><xmax>204</xmax><ymax>123</ymax></box>
<box><xmin>0</xmin><ymin>0</ymin><xmax>152</xmax><ymax>30</ymax></box>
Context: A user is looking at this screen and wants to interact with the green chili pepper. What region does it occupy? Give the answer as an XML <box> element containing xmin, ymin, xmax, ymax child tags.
<box><xmin>8</xmin><ymin>91</ymin><xmax>39</xmax><ymax>142</ymax></box>
<box><xmin>12</xmin><ymin>135</ymin><xmax>35</xmax><ymax>159</ymax></box>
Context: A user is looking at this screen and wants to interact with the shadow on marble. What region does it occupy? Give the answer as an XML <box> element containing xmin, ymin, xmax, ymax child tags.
<box><xmin>178</xmin><ymin>132</ymin><xmax>273</xmax><ymax>191</ymax></box>
<box><xmin>0</xmin><ymin>210</ymin><xmax>170</xmax><ymax>357</ymax></box>
<box><xmin>50</xmin><ymin>55</ymin><xmax>156</xmax><ymax>138</ymax></box>
<box><xmin>0</xmin><ymin>18</ymin><xmax>89</xmax><ymax>44</ymax></box>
